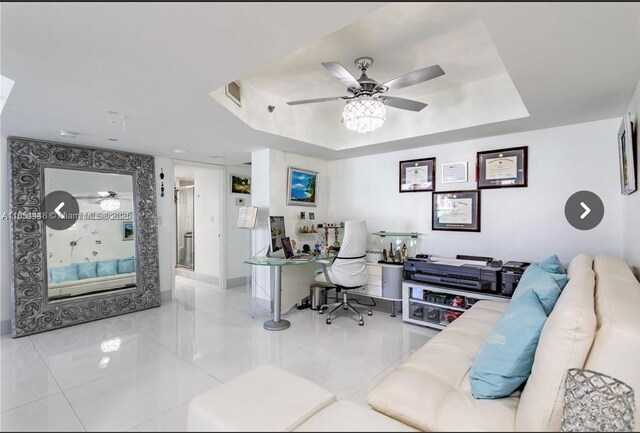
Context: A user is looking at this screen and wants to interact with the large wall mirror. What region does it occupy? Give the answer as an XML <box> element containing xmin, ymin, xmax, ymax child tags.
<box><xmin>9</xmin><ymin>137</ymin><xmax>160</xmax><ymax>337</ymax></box>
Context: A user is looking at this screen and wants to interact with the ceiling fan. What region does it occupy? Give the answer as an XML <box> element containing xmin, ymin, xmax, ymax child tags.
<box><xmin>74</xmin><ymin>191</ymin><xmax>131</xmax><ymax>211</ymax></box>
<box><xmin>286</xmin><ymin>57</ymin><xmax>445</xmax><ymax>133</ymax></box>
<box><xmin>75</xmin><ymin>191</ymin><xmax>132</xmax><ymax>203</ymax></box>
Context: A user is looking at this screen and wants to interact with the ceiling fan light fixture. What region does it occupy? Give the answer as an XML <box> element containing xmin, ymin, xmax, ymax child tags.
<box><xmin>342</xmin><ymin>96</ymin><xmax>386</xmax><ymax>134</ymax></box>
<box><xmin>100</xmin><ymin>197</ymin><xmax>121</xmax><ymax>212</ymax></box>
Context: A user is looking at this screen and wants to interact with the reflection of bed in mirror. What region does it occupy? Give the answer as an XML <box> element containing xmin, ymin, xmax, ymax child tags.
<box><xmin>44</xmin><ymin>167</ymin><xmax>137</xmax><ymax>301</ymax></box>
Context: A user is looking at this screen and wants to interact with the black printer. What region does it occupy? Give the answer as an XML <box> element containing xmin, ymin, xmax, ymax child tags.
<box><xmin>403</xmin><ymin>256</ymin><xmax>502</xmax><ymax>294</ymax></box>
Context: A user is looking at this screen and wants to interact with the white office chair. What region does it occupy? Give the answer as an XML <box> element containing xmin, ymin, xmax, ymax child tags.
<box><xmin>314</xmin><ymin>220</ymin><xmax>369</xmax><ymax>326</ymax></box>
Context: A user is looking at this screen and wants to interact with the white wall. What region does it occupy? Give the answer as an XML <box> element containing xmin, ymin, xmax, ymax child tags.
<box><xmin>622</xmin><ymin>79</ymin><xmax>640</xmax><ymax>277</ymax></box>
<box><xmin>226</xmin><ymin>165</ymin><xmax>252</xmax><ymax>287</ymax></box>
<box><xmin>328</xmin><ymin>118</ymin><xmax>624</xmax><ymax>265</ymax></box>
<box><xmin>154</xmin><ymin>157</ymin><xmax>176</xmax><ymax>300</ymax></box>
<box><xmin>0</xmin><ymin>136</ymin><xmax>10</xmax><ymax>332</ymax></box>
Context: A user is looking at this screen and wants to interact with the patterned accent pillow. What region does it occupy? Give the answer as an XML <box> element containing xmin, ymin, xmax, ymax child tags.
<box><xmin>96</xmin><ymin>259</ymin><xmax>119</xmax><ymax>277</ymax></box>
<box><xmin>50</xmin><ymin>265</ymin><xmax>79</xmax><ymax>284</ymax></box>
<box><xmin>75</xmin><ymin>262</ymin><xmax>98</xmax><ymax>280</ymax></box>
<box><xmin>118</xmin><ymin>257</ymin><xmax>135</xmax><ymax>274</ymax></box>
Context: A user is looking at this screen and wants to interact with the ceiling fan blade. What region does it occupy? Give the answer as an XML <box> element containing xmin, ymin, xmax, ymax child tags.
<box><xmin>321</xmin><ymin>62</ymin><xmax>362</xmax><ymax>90</ymax></box>
<box><xmin>379</xmin><ymin>96</ymin><xmax>428</xmax><ymax>112</ymax></box>
<box><xmin>287</xmin><ymin>96</ymin><xmax>345</xmax><ymax>106</ymax></box>
<box><xmin>74</xmin><ymin>195</ymin><xmax>101</xmax><ymax>200</ymax></box>
<box><xmin>381</xmin><ymin>64</ymin><xmax>445</xmax><ymax>91</ymax></box>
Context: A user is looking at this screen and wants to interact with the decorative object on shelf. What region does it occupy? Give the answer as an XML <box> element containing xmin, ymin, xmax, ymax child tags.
<box><xmin>287</xmin><ymin>167</ymin><xmax>318</xmax><ymax>207</ymax></box>
<box><xmin>286</xmin><ymin>57</ymin><xmax>444</xmax><ymax>134</ymax></box>
<box><xmin>401</xmin><ymin>244</ymin><xmax>408</xmax><ymax>262</ymax></box>
<box><xmin>442</xmin><ymin>161</ymin><xmax>468</xmax><ymax>184</ymax></box>
<box><xmin>231</xmin><ymin>174</ymin><xmax>251</xmax><ymax>194</ymax></box>
<box><xmin>309</xmin><ymin>212</ymin><xmax>315</xmax><ymax>220</ymax></box>
<box><xmin>122</xmin><ymin>221</ymin><xmax>134</xmax><ymax>241</ymax></box>
<box><xmin>160</xmin><ymin>169</ymin><xmax>165</xmax><ymax>198</ymax></box>
<box><xmin>399</xmin><ymin>157</ymin><xmax>435</xmax><ymax>192</ymax></box>
<box><xmin>618</xmin><ymin>112</ymin><xmax>636</xmax><ymax>195</ymax></box>
<box><xmin>159</xmin><ymin>169</ymin><xmax>165</xmax><ymax>180</ymax></box>
<box><xmin>382</xmin><ymin>249</ymin><xmax>388</xmax><ymax>262</ymax></box>
<box><xmin>432</xmin><ymin>190</ymin><xmax>481</xmax><ymax>232</ymax></box>
<box><xmin>477</xmin><ymin>146</ymin><xmax>528</xmax><ymax>189</ymax></box>
<box><xmin>561</xmin><ymin>368</ymin><xmax>635</xmax><ymax>432</ymax></box>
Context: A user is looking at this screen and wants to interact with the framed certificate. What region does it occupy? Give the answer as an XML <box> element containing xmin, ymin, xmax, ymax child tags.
<box><xmin>441</xmin><ymin>161</ymin><xmax>468</xmax><ymax>183</ymax></box>
<box><xmin>399</xmin><ymin>157</ymin><xmax>435</xmax><ymax>192</ymax></box>
<box><xmin>432</xmin><ymin>190</ymin><xmax>481</xmax><ymax>232</ymax></box>
<box><xmin>477</xmin><ymin>146</ymin><xmax>528</xmax><ymax>189</ymax></box>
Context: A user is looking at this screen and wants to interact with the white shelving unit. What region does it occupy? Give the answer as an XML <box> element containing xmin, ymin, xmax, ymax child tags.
<box><xmin>402</xmin><ymin>281</ymin><xmax>510</xmax><ymax>330</ymax></box>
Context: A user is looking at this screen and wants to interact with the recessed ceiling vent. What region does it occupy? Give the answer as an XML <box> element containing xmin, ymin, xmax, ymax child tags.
<box><xmin>225</xmin><ymin>81</ymin><xmax>242</xmax><ymax>107</ymax></box>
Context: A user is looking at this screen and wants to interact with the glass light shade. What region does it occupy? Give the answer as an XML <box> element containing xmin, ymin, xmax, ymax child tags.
<box><xmin>100</xmin><ymin>197</ymin><xmax>121</xmax><ymax>211</ymax></box>
<box><xmin>342</xmin><ymin>96</ymin><xmax>386</xmax><ymax>134</ymax></box>
<box><xmin>562</xmin><ymin>368</ymin><xmax>635</xmax><ymax>432</ymax></box>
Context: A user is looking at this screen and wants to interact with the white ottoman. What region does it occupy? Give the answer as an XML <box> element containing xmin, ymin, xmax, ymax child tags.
<box><xmin>295</xmin><ymin>400</ymin><xmax>419</xmax><ymax>432</ymax></box>
<box><xmin>187</xmin><ymin>365</ymin><xmax>337</xmax><ymax>432</ymax></box>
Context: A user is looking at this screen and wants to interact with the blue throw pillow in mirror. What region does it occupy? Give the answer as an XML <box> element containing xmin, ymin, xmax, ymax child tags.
<box><xmin>75</xmin><ymin>262</ymin><xmax>98</xmax><ymax>280</ymax></box>
<box><xmin>50</xmin><ymin>264</ymin><xmax>79</xmax><ymax>284</ymax></box>
<box><xmin>118</xmin><ymin>257</ymin><xmax>135</xmax><ymax>274</ymax></box>
<box><xmin>96</xmin><ymin>259</ymin><xmax>119</xmax><ymax>277</ymax></box>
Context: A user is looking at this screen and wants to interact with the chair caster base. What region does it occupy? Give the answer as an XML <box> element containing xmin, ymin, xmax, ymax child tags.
<box><xmin>368</xmin><ymin>309</ymin><xmax>373</xmax><ymax>316</ymax></box>
<box><xmin>326</xmin><ymin>319</ymin><xmax>332</xmax><ymax>325</ymax></box>
<box><xmin>358</xmin><ymin>320</ymin><xmax>364</xmax><ymax>326</ymax></box>
<box><xmin>319</xmin><ymin>309</ymin><xmax>324</xmax><ymax>314</ymax></box>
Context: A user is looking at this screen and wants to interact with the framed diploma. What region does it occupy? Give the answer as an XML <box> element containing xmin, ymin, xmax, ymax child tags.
<box><xmin>441</xmin><ymin>161</ymin><xmax>468</xmax><ymax>183</ymax></box>
<box><xmin>477</xmin><ymin>146</ymin><xmax>528</xmax><ymax>189</ymax></box>
<box><xmin>432</xmin><ymin>190</ymin><xmax>481</xmax><ymax>232</ymax></box>
<box><xmin>399</xmin><ymin>157</ymin><xmax>435</xmax><ymax>192</ymax></box>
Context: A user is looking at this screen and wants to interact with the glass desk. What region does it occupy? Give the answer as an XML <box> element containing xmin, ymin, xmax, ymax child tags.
<box><xmin>244</xmin><ymin>255</ymin><xmax>333</xmax><ymax>331</ymax></box>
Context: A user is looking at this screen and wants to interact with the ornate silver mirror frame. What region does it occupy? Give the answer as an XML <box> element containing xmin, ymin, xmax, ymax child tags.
<box><xmin>8</xmin><ymin>137</ymin><xmax>161</xmax><ymax>337</ymax></box>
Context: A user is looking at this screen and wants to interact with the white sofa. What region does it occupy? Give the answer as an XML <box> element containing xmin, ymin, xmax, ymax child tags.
<box><xmin>187</xmin><ymin>255</ymin><xmax>640</xmax><ymax>431</ymax></box>
<box><xmin>48</xmin><ymin>272</ymin><xmax>136</xmax><ymax>299</ymax></box>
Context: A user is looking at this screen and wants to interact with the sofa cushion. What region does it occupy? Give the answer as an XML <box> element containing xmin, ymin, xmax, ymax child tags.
<box><xmin>367</xmin><ymin>300</ymin><xmax>516</xmax><ymax>431</ymax></box>
<box><xmin>187</xmin><ymin>365</ymin><xmax>336</xmax><ymax>432</ymax></box>
<box><xmin>96</xmin><ymin>259</ymin><xmax>119</xmax><ymax>277</ymax></box>
<box><xmin>470</xmin><ymin>290</ymin><xmax>548</xmax><ymax>399</ymax></box>
<box><xmin>75</xmin><ymin>262</ymin><xmax>98</xmax><ymax>280</ymax></box>
<box><xmin>566</xmin><ymin>253</ymin><xmax>593</xmax><ymax>279</ymax></box>
<box><xmin>50</xmin><ymin>264</ymin><xmax>79</xmax><ymax>284</ymax></box>
<box><xmin>516</xmin><ymin>264</ymin><xmax>596</xmax><ymax>431</ymax></box>
<box><xmin>295</xmin><ymin>400</ymin><xmax>418</xmax><ymax>432</ymax></box>
<box><xmin>584</xmin><ymin>256</ymin><xmax>640</xmax><ymax>420</ymax></box>
<box><xmin>512</xmin><ymin>265</ymin><xmax>562</xmax><ymax>315</ymax></box>
<box><xmin>117</xmin><ymin>256</ymin><xmax>135</xmax><ymax>274</ymax></box>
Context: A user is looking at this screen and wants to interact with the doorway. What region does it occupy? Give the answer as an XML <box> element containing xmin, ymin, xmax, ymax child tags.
<box><xmin>175</xmin><ymin>184</ymin><xmax>195</xmax><ymax>270</ymax></box>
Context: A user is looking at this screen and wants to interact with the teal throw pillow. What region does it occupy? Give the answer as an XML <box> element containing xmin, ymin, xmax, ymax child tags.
<box><xmin>118</xmin><ymin>257</ymin><xmax>135</xmax><ymax>274</ymax></box>
<box><xmin>512</xmin><ymin>265</ymin><xmax>562</xmax><ymax>315</ymax></box>
<box><xmin>50</xmin><ymin>265</ymin><xmax>79</xmax><ymax>284</ymax></box>
<box><xmin>75</xmin><ymin>262</ymin><xmax>98</xmax><ymax>280</ymax></box>
<box><xmin>470</xmin><ymin>290</ymin><xmax>548</xmax><ymax>399</ymax></box>
<box><xmin>539</xmin><ymin>254</ymin><xmax>566</xmax><ymax>275</ymax></box>
<box><xmin>96</xmin><ymin>259</ymin><xmax>119</xmax><ymax>277</ymax></box>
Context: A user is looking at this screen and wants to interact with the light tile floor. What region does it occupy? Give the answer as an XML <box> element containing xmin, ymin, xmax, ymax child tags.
<box><xmin>0</xmin><ymin>276</ymin><xmax>438</xmax><ymax>431</ymax></box>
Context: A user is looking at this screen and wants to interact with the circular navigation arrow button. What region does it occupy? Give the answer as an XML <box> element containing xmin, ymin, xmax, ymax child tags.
<box><xmin>43</xmin><ymin>190</ymin><xmax>79</xmax><ymax>230</ymax></box>
<box><xmin>565</xmin><ymin>191</ymin><xmax>604</xmax><ymax>230</ymax></box>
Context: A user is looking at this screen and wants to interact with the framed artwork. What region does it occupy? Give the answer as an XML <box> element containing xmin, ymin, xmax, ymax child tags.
<box><xmin>122</xmin><ymin>221</ymin><xmax>135</xmax><ymax>240</ymax></box>
<box><xmin>231</xmin><ymin>174</ymin><xmax>251</xmax><ymax>194</ymax></box>
<box><xmin>441</xmin><ymin>161</ymin><xmax>468</xmax><ymax>184</ymax></box>
<box><xmin>287</xmin><ymin>167</ymin><xmax>318</xmax><ymax>207</ymax></box>
<box><xmin>399</xmin><ymin>157</ymin><xmax>436</xmax><ymax>192</ymax></box>
<box><xmin>432</xmin><ymin>190</ymin><xmax>481</xmax><ymax>232</ymax></box>
<box><xmin>477</xmin><ymin>146</ymin><xmax>528</xmax><ymax>189</ymax></box>
<box><xmin>618</xmin><ymin>112</ymin><xmax>636</xmax><ymax>195</ymax></box>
